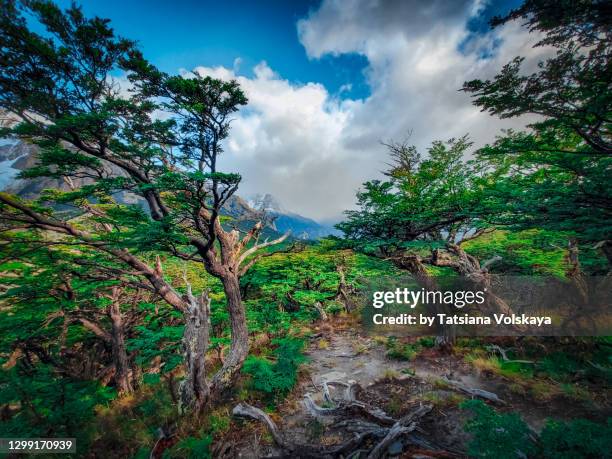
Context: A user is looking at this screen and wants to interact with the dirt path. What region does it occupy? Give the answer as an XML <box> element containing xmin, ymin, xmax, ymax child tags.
<box><xmin>305</xmin><ymin>330</ymin><xmax>408</xmax><ymax>387</ymax></box>
<box><xmin>235</xmin><ymin>327</ymin><xmax>471</xmax><ymax>458</ymax></box>
<box><xmin>234</xmin><ymin>325</ymin><xmax>610</xmax><ymax>457</ymax></box>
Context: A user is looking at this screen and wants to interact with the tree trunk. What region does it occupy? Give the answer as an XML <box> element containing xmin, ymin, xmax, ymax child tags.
<box><xmin>335</xmin><ymin>264</ymin><xmax>356</xmax><ymax>312</ymax></box>
<box><xmin>179</xmin><ymin>289</ymin><xmax>211</xmax><ymax>413</ymax></box>
<box><xmin>210</xmin><ymin>272</ymin><xmax>249</xmax><ymax>394</ymax></box>
<box><xmin>597</xmin><ymin>240</ymin><xmax>612</xmax><ymax>266</ymax></box>
<box><xmin>434</xmin><ymin>245</ymin><xmax>522</xmax><ymax>319</ymax></box>
<box><xmin>108</xmin><ymin>295</ymin><xmax>133</xmax><ymax>395</ymax></box>
<box><xmin>393</xmin><ymin>254</ymin><xmax>455</xmax><ymax>349</ymax></box>
<box><xmin>314</xmin><ymin>301</ymin><xmax>328</xmax><ymax>321</ymax></box>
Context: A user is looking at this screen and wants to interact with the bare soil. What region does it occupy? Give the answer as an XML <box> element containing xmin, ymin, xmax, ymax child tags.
<box><xmin>230</xmin><ymin>319</ymin><xmax>610</xmax><ymax>458</ymax></box>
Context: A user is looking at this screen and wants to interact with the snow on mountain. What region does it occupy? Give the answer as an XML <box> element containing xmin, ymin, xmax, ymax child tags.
<box><xmin>248</xmin><ymin>193</ymin><xmax>339</xmax><ymax>240</ymax></box>
<box><xmin>0</xmin><ymin>142</ymin><xmax>339</xmax><ymax>240</ymax></box>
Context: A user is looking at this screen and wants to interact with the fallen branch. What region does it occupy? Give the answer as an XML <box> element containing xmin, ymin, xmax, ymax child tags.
<box><xmin>232</xmin><ymin>403</ymin><xmax>285</xmax><ymax>447</ymax></box>
<box><xmin>486</xmin><ymin>345</ymin><xmax>534</xmax><ymax>364</ymax></box>
<box><xmin>442</xmin><ymin>378</ymin><xmax>506</xmax><ymax>405</ymax></box>
<box><xmin>367</xmin><ymin>404</ymin><xmax>432</xmax><ymax>459</ymax></box>
<box><xmin>367</xmin><ymin>422</ymin><xmax>416</xmax><ymax>459</ymax></box>
<box><xmin>233</xmin><ymin>402</ymin><xmax>384</xmax><ymax>458</ymax></box>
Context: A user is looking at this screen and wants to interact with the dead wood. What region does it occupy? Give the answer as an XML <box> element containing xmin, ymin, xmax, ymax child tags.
<box><xmin>314</xmin><ymin>301</ymin><xmax>328</xmax><ymax>321</ymax></box>
<box><xmin>367</xmin><ymin>422</ymin><xmax>417</xmax><ymax>459</ymax></box>
<box><xmin>233</xmin><ymin>387</ymin><xmax>434</xmax><ymax>458</ymax></box>
<box><xmin>441</xmin><ymin>378</ymin><xmax>506</xmax><ymax>405</ymax></box>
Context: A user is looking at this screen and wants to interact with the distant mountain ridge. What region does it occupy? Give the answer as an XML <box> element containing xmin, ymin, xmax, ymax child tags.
<box><xmin>248</xmin><ymin>193</ymin><xmax>338</xmax><ymax>240</ymax></box>
<box><xmin>0</xmin><ymin>142</ymin><xmax>337</xmax><ymax>240</ymax></box>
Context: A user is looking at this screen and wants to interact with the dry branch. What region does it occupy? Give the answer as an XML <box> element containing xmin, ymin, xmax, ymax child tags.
<box><xmin>442</xmin><ymin>378</ymin><xmax>506</xmax><ymax>405</ymax></box>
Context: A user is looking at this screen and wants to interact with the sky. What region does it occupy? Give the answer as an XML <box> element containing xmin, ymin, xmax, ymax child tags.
<box><xmin>59</xmin><ymin>0</ymin><xmax>544</xmax><ymax>222</ymax></box>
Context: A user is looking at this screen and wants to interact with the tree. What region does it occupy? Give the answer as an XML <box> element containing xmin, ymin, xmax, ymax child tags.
<box><xmin>338</xmin><ymin>138</ymin><xmax>517</xmax><ymax>346</ymax></box>
<box><xmin>0</xmin><ymin>237</ymin><xmax>144</xmax><ymax>395</ymax></box>
<box><xmin>338</xmin><ymin>136</ymin><xmax>487</xmax><ymax>252</ymax></box>
<box><xmin>462</xmin><ymin>0</ymin><xmax>611</xmax><ymax>258</ymax></box>
<box><xmin>0</xmin><ymin>0</ymin><xmax>287</xmax><ymax>412</ymax></box>
<box><xmin>463</xmin><ymin>0</ymin><xmax>611</xmax><ymax>156</ymax></box>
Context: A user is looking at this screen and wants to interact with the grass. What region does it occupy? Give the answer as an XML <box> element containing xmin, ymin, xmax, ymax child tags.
<box><xmin>464</xmin><ymin>352</ymin><xmax>587</xmax><ymax>403</ymax></box>
<box><xmin>385</xmin><ymin>394</ymin><xmax>404</xmax><ymax>416</ymax></box>
<box><xmin>352</xmin><ymin>342</ymin><xmax>369</xmax><ymax>355</ymax></box>
<box><xmin>385</xmin><ymin>337</ymin><xmax>421</xmax><ymax>361</ymax></box>
<box><xmin>423</xmin><ymin>391</ymin><xmax>465</xmax><ymax>407</ymax></box>
<box><xmin>382</xmin><ymin>369</ymin><xmax>400</xmax><ymax>380</ymax></box>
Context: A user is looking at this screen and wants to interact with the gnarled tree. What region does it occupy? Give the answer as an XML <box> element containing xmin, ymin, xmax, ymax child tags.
<box><xmin>338</xmin><ymin>137</ymin><xmax>513</xmax><ymax>346</ymax></box>
<box><xmin>0</xmin><ymin>0</ymin><xmax>287</xmax><ymax>410</ymax></box>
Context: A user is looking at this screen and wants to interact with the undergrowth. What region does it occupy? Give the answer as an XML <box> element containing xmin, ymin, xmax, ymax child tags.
<box><xmin>462</xmin><ymin>400</ymin><xmax>612</xmax><ymax>459</ymax></box>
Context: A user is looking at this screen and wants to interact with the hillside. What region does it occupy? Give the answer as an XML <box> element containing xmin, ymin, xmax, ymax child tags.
<box><xmin>0</xmin><ymin>142</ymin><xmax>336</xmax><ymax>240</ymax></box>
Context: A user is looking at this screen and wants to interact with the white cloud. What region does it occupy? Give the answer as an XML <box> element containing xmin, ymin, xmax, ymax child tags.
<box><xmin>193</xmin><ymin>62</ymin><xmax>363</xmax><ymax>221</ymax></box>
<box><xmin>193</xmin><ymin>0</ymin><xmax>552</xmax><ymax>221</ymax></box>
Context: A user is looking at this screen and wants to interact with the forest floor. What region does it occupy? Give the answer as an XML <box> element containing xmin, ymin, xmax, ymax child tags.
<box><xmin>230</xmin><ymin>316</ymin><xmax>611</xmax><ymax>458</ymax></box>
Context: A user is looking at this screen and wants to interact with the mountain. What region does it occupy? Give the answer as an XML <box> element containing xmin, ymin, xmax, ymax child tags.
<box><xmin>248</xmin><ymin>193</ymin><xmax>339</xmax><ymax>240</ymax></box>
<box><xmin>0</xmin><ymin>142</ymin><xmax>337</xmax><ymax>240</ymax></box>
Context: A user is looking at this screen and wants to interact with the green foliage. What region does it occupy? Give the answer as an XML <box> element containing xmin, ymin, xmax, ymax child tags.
<box><xmin>385</xmin><ymin>336</ymin><xmax>420</xmax><ymax>361</ymax></box>
<box><xmin>417</xmin><ymin>336</ymin><xmax>436</xmax><ymax>348</ymax></box>
<box><xmin>242</xmin><ymin>245</ymin><xmax>396</xmax><ymax>331</ymax></box>
<box><xmin>242</xmin><ymin>337</ymin><xmax>307</xmax><ymax>399</ymax></box>
<box><xmin>463</xmin><ymin>1</ymin><xmax>611</xmax><ymax>244</ymax></box>
<box><xmin>462</xmin><ymin>229</ymin><xmax>570</xmax><ymax>276</ymax></box>
<box><xmin>461</xmin><ymin>399</ymin><xmax>535</xmax><ymax>458</ymax></box>
<box><xmin>128</xmin><ymin>312</ymin><xmax>184</xmax><ymax>374</ymax></box>
<box><xmin>538</xmin><ymin>352</ymin><xmax>581</xmax><ymax>381</ymax></box>
<box><xmin>462</xmin><ymin>400</ymin><xmax>612</xmax><ymax>459</ymax></box>
<box><xmin>163</xmin><ymin>435</ymin><xmax>212</xmax><ymax>459</ymax></box>
<box><xmin>338</xmin><ymin>137</ymin><xmax>488</xmax><ymax>253</ymax></box>
<box><xmin>0</xmin><ymin>365</ymin><xmax>115</xmax><ymax>448</ymax></box>
<box><xmin>539</xmin><ymin>418</ymin><xmax>612</xmax><ymax>459</ymax></box>
<box><xmin>0</xmin><ymin>1</ymin><xmax>609</xmax><ymax>456</ymax></box>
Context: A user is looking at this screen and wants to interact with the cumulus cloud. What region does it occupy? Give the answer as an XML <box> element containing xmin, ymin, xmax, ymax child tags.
<box><xmin>195</xmin><ymin>0</ymin><xmax>551</xmax><ymax>221</ymax></box>
<box><xmin>193</xmin><ymin>62</ymin><xmax>366</xmax><ymax>222</ymax></box>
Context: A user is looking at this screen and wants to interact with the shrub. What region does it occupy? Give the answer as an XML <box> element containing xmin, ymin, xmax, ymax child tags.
<box><xmin>461</xmin><ymin>399</ymin><xmax>535</xmax><ymax>459</ymax></box>
<box><xmin>539</xmin><ymin>418</ymin><xmax>612</xmax><ymax>459</ymax></box>
<box><xmin>462</xmin><ymin>400</ymin><xmax>612</xmax><ymax>459</ymax></box>
<box><xmin>242</xmin><ymin>337</ymin><xmax>307</xmax><ymax>399</ymax></box>
<box><xmin>386</xmin><ymin>337</ymin><xmax>420</xmax><ymax>361</ymax></box>
<box><xmin>418</xmin><ymin>336</ymin><xmax>436</xmax><ymax>348</ymax></box>
<box><xmin>165</xmin><ymin>435</ymin><xmax>212</xmax><ymax>459</ymax></box>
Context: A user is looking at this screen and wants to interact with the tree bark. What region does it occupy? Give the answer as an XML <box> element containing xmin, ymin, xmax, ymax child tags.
<box><xmin>210</xmin><ymin>272</ymin><xmax>249</xmax><ymax>395</ymax></box>
<box><xmin>335</xmin><ymin>264</ymin><xmax>356</xmax><ymax>312</ymax></box>
<box><xmin>179</xmin><ymin>288</ymin><xmax>211</xmax><ymax>413</ymax></box>
<box><xmin>108</xmin><ymin>289</ymin><xmax>133</xmax><ymax>395</ymax></box>
<box><xmin>433</xmin><ymin>244</ymin><xmax>521</xmax><ymax>319</ymax></box>
<box><xmin>393</xmin><ymin>254</ymin><xmax>456</xmax><ymax>348</ymax></box>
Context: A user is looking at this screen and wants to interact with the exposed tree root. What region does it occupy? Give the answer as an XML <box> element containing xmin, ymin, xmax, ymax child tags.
<box><xmin>232</xmin><ymin>381</ymin><xmax>445</xmax><ymax>458</ymax></box>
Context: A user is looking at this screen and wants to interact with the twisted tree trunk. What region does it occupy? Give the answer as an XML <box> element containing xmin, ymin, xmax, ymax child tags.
<box><xmin>393</xmin><ymin>254</ymin><xmax>456</xmax><ymax>348</ymax></box>
<box><xmin>179</xmin><ymin>286</ymin><xmax>211</xmax><ymax>413</ymax></box>
<box><xmin>108</xmin><ymin>288</ymin><xmax>133</xmax><ymax>395</ymax></box>
<box><xmin>210</xmin><ymin>272</ymin><xmax>249</xmax><ymax>395</ymax></box>
<box><xmin>335</xmin><ymin>264</ymin><xmax>356</xmax><ymax>312</ymax></box>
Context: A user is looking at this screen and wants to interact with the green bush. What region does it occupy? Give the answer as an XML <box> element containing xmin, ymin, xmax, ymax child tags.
<box><xmin>461</xmin><ymin>399</ymin><xmax>535</xmax><ymax>459</ymax></box>
<box><xmin>462</xmin><ymin>400</ymin><xmax>612</xmax><ymax>459</ymax></box>
<box><xmin>242</xmin><ymin>337</ymin><xmax>307</xmax><ymax>399</ymax></box>
<box><xmin>418</xmin><ymin>336</ymin><xmax>436</xmax><ymax>348</ymax></box>
<box><xmin>163</xmin><ymin>435</ymin><xmax>212</xmax><ymax>459</ymax></box>
<box><xmin>386</xmin><ymin>336</ymin><xmax>420</xmax><ymax>361</ymax></box>
<box><xmin>539</xmin><ymin>418</ymin><xmax>612</xmax><ymax>459</ymax></box>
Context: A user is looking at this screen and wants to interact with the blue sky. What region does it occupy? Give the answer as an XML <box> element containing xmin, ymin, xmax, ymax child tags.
<box><xmin>51</xmin><ymin>0</ymin><xmax>535</xmax><ymax>221</ymax></box>
<box><xmin>60</xmin><ymin>0</ymin><xmax>370</xmax><ymax>99</ymax></box>
<box><xmin>62</xmin><ymin>0</ymin><xmax>521</xmax><ymax>101</ymax></box>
